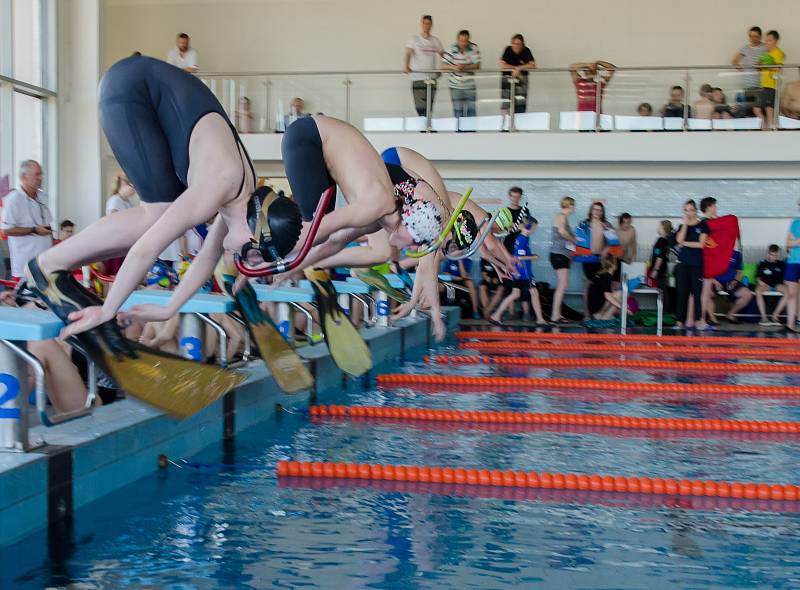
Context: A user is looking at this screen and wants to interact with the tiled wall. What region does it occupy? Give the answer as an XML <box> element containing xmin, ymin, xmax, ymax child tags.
<box><xmin>444</xmin><ymin>178</ymin><xmax>800</xmax><ymax>289</ymax></box>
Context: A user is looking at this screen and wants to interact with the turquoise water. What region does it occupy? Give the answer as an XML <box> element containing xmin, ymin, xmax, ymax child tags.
<box><xmin>5</xmin><ymin>338</ymin><xmax>800</xmax><ymax>589</ymax></box>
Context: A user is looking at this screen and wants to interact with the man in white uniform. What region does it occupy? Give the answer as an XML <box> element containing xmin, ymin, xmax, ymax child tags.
<box><xmin>404</xmin><ymin>15</ymin><xmax>444</xmax><ymax>117</ymax></box>
<box><xmin>1</xmin><ymin>160</ymin><xmax>53</xmax><ymax>280</ymax></box>
<box><xmin>167</xmin><ymin>33</ymin><xmax>199</xmax><ymax>73</ymax></box>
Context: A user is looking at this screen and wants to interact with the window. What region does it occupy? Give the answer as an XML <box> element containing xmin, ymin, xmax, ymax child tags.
<box><xmin>13</xmin><ymin>91</ymin><xmax>43</xmax><ymax>165</ymax></box>
<box><xmin>12</xmin><ymin>0</ymin><xmax>43</xmax><ymax>87</ymax></box>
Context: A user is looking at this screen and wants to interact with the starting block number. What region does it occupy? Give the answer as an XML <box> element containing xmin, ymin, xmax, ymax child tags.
<box><xmin>0</xmin><ymin>373</ymin><xmax>21</xmax><ymax>419</ymax></box>
<box><xmin>376</xmin><ymin>300</ymin><xmax>390</xmax><ymax>317</ymax></box>
<box><xmin>179</xmin><ymin>336</ymin><xmax>203</xmax><ymax>362</ymax></box>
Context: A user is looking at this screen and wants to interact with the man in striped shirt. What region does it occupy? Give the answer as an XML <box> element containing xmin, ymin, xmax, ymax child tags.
<box><xmin>442</xmin><ymin>30</ymin><xmax>481</xmax><ymax>121</ymax></box>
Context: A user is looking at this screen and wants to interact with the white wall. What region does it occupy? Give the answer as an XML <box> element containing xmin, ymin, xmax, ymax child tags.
<box><xmin>103</xmin><ymin>0</ymin><xmax>800</xmax><ymax>73</ymax></box>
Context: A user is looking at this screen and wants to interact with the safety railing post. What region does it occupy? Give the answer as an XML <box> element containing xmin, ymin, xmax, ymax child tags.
<box><xmin>509</xmin><ymin>75</ymin><xmax>517</xmax><ymax>132</ymax></box>
<box><xmin>683</xmin><ymin>69</ymin><xmax>690</xmax><ymax>131</ymax></box>
<box><xmin>425</xmin><ymin>76</ymin><xmax>433</xmax><ymax>132</ymax></box>
<box><xmin>345</xmin><ymin>76</ymin><xmax>352</xmax><ymax>124</ymax></box>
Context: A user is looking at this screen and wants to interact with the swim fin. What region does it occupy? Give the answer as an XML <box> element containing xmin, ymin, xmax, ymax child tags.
<box><xmin>24</xmin><ymin>258</ymin><xmax>244</xmax><ymax>419</ymax></box>
<box><xmin>304</xmin><ymin>268</ymin><xmax>371</xmax><ymax>376</ymax></box>
<box><xmin>214</xmin><ymin>261</ymin><xmax>313</xmax><ymax>393</ymax></box>
<box><xmin>394</xmin><ymin>266</ymin><xmax>415</xmax><ymax>292</ymax></box>
<box><xmin>357</xmin><ymin>269</ymin><xmax>410</xmax><ymax>303</ymax></box>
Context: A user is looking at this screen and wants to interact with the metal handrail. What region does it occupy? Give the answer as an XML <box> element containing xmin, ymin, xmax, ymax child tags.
<box><xmin>197</xmin><ymin>64</ymin><xmax>800</xmax><ymax>77</ymax></box>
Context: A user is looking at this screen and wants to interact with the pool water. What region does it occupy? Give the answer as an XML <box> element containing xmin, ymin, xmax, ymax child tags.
<box><xmin>5</xmin><ymin>336</ymin><xmax>800</xmax><ymax>589</ymax></box>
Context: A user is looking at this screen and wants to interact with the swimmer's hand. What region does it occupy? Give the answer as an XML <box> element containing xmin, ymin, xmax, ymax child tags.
<box><xmin>432</xmin><ymin>315</ymin><xmax>446</xmax><ymax>342</ymax></box>
<box><xmin>119</xmin><ymin>304</ymin><xmax>174</xmax><ymax>323</ymax></box>
<box><xmin>392</xmin><ymin>301</ymin><xmax>415</xmax><ymax>320</ymax></box>
<box><xmin>60</xmin><ymin>305</ymin><xmax>114</xmax><ymax>339</ymax></box>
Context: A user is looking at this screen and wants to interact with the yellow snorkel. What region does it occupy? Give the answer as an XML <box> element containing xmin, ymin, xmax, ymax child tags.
<box><xmin>405</xmin><ymin>188</ymin><xmax>473</xmax><ymax>258</ymax></box>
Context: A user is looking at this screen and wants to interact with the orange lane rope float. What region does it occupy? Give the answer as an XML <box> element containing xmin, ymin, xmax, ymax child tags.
<box><xmin>376</xmin><ymin>373</ymin><xmax>800</xmax><ymax>396</ymax></box>
<box><xmin>310</xmin><ymin>404</ymin><xmax>800</xmax><ymax>435</ymax></box>
<box><xmin>456</xmin><ymin>330</ymin><xmax>800</xmax><ymax>348</ymax></box>
<box><xmin>460</xmin><ymin>340</ymin><xmax>800</xmax><ymax>360</ymax></box>
<box><xmin>276</xmin><ymin>460</ymin><xmax>800</xmax><ymax>502</ymax></box>
<box><xmin>425</xmin><ymin>354</ymin><xmax>800</xmax><ymax>374</ymax></box>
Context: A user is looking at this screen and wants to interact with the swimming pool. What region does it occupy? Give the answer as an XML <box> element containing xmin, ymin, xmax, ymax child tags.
<box><xmin>4</xmin><ymin>331</ymin><xmax>800</xmax><ymax>589</ymax></box>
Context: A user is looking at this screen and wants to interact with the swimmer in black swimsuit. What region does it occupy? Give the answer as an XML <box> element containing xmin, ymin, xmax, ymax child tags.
<box><xmin>24</xmin><ymin>56</ymin><xmax>304</xmax><ymax>338</ymax></box>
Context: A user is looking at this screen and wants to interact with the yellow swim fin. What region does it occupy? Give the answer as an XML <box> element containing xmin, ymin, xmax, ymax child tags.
<box><xmin>215</xmin><ymin>261</ymin><xmax>313</xmax><ymax>393</ymax></box>
<box><xmin>305</xmin><ymin>269</ymin><xmax>371</xmax><ymax>377</ymax></box>
<box><xmin>357</xmin><ymin>269</ymin><xmax>410</xmax><ymax>303</ymax></box>
<box><xmin>24</xmin><ymin>258</ymin><xmax>244</xmax><ymax>419</ymax></box>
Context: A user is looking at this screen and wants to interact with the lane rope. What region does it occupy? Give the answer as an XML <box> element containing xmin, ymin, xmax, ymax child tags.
<box><xmin>456</xmin><ymin>330</ymin><xmax>800</xmax><ymax>348</ymax></box>
<box><xmin>426</xmin><ymin>354</ymin><xmax>800</xmax><ymax>374</ymax></box>
<box><xmin>460</xmin><ymin>340</ymin><xmax>800</xmax><ymax>360</ymax></box>
<box><xmin>276</xmin><ymin>460</ymin><xmax>800</xmax><ymax>502</ymax></box>
<box><xmin>310</xmin><ymin>404</ymin><xmax>800</xmax><ymax>435</ymax></box>
<box><xmin>376</xmin><ymin>373</ymin><xmax>800</xmax><ymax>396</ymax></box>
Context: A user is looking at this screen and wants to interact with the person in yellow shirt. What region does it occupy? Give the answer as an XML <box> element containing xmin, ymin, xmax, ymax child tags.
<box><xmin>755</xmin><ymin>30</ymin><xmax>785</xmax><ymax>129</ymax></box>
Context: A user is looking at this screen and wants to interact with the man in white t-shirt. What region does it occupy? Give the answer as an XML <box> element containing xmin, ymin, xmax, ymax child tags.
<box><xmin>404</xmin><ymin>15</ymin><xmax>444</xmax><ymax>117</ymax></box>
<box><xmin>1</xmin><ymin>160</ymin><xmax>53</xmax><ymax>280</ymax></box>
<box><xmin>167</xmin><ymin>33</ymin><xmax>199</xmax><ymax>73</ymax></box>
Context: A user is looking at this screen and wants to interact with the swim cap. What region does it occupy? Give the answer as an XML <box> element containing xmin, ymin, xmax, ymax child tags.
<box><xmin>401</xmin><ymin>200</ymin><xmax>442</xmax><ymax>245</ymax></box>
<box><xmin>243</xmin><ymin>186</ymin><xmax>303</xmax><ymax>263</ymax></box>
<box><xmin>451</xmin><ymin>210</ymin><xmax>478</xmax><ymax>250</ymax></box>
<box><xmin>495</xmin><ymin>207</ymin><xmax>514</xmax><ymax>232</ymax></box>
<box><xmin>146</xmin><ymin>260</ymin><xmax>179</xmax><ymax>288</ymax></box>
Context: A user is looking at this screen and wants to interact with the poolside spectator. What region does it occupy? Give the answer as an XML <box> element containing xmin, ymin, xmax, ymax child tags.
<box><xmin>693</xmin><ymin>84</ymin><xmax>716</xmax><ymax>119</ymax></box>
<box><xmin>637</xmin><ymin>103</ymin><xmax>653</xmax><ymax>116</ymax></box>
<box><xmin>699</xmin><ymin>196</ymin><xmax>719</xmax><ymax>325</ymax></box>
<box><xmin>781</xmin><ymin>80</ymin><xmax>800</xmax><ymax>119</ymax></box>
<box><xmin>784</xmin><ymin>203</ymin><xmax>800</xmax><ymax>333</ymax></box>
<box><xmin>479</xmin><ymin>257</ymin><xmax>501</xmax><ymax>318</ymax></box>
<box><xmin>755</xmin><ymin>244</ymin><xmax>786</xmax><ymax>326</ymax></box>
<box><xmin>615</xmin><ymin>213</ymin><xmax>637</xmax><ymax>279</ymax></box>
<box><xmin>55</xmin><ymin>220</ymin><xmax>75</xmax><ymax>244</ymax></box>
<box><xmin>490</xmin><ymin>218</ymin><xmax>546</xmax><ymax>326</ymax></box>
<box><xmin>754</xmin><ymin>30</ymin><xmax>784</xmax><ymax>129</ymax></box>
<box><xmin>502</xmin><ymin>186</ymin><xmax>531</xmax><ymax>251</ymax></box>
<box><xmin>167</xmin><ymin>33</ymin><xmax>199</xmax><ymax>73</ymax></box>
<box><xmin>106</xmin><ymin>172</ymin><xmax>136</xmax><ymax>215</ymax></box>
<box><xmin>235</xmin><ymin>97</ymin><xmax>254</xmax><ymax>134</ymax></box>
<box><xmin>549</xmin><ymin>196</ymin><xmax>576</xmax><ymax>324</ymax></box>
<box><xmin>709</xmin><ymin>250</ymin><xmax>753</xmax><ymax>323</ymax></box>
<box><xmin>648</xmin><ymin>220</ymin><xmax>673</xmax><ymax>309</ymax></box>
<box><xmin>282</xmin><ymin>97</ymin><xmax>308</xmax><ymax>131</ymax></box>
<box><xmin>579</xmin><ymin>201</ymin><xmax>612</xmax><ymax>319</ymax></box>
<box><xmin>675</xmin><ymin>199</ymin><xmax>708</xmax><ymax>330</ymax></box>
<box><xmin>569</xmin><ymin>61</ymin><xmax>616</xmax><ymax>113</ymax></box>
<box><xmin>661</xmin><ymin>86</ymin><xmax>691</xmax><ymax>118</ymax></box>
<box><xmin>404</xmin><ymin>15</ymin><xmax>444</xmax><ymax>118</ymax></box>
<box><xmin>442</xmin><ymin>30</ymin><xmax>481</xmax><ymax>121</ymax></box>
<box><xmin>732</xmin><ymin>26</ymin><xmax>766</xmax><ymax>116</ymax></box>
<box><xmin>1</xmin><ymin>160</ymin><xmax>52</xmax><ymax>281</ymax></box>
<box><xmin>499</xmin><ymin>34</ymin><xmax>536</xmax><ymax>115</ymax></box>
<box><xmin>711</xmin><ymin>88</ymin><xmax>735</xmax><ymax>119</ymax></box>
<box><xmin>587</xmin><ymin>256</ymin><xmax>621</xmax><ymax>320</ymax></box>
<box><xmin>441</xmin><ymin>258</ymin><xmax>479</xmax><ymax>319</ymax></box>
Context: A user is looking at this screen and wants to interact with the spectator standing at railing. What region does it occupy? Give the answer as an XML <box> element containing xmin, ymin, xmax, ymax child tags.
<box><xmin>442</xmin><ymin>30</ymin><xmax>481</xmax><ymax>121</ymax></box>
<box><xmin>167</xmin><ymin>33</ymin><xmax>199</xmax><ymax>73</ymax></box>
<box><xmin>661</xmin><ymin>86</ymin><xmax>691</xmax><ymax>119</ymax></box>
<box><xmin>1</xmin><ymin>160</ymin><xmax>52</xmax><ymax>281</ymax></box>
<box><xmin>404</xmin><ymin>15</ymin><xmax>444</xmax><ymax>118</ymax></box>
<box><xmin>731</xmin><ymin>26</ymin><xmax>766</xmax><ymax>116</ymax></box>
<box><xmin>754</xmin><ymin>30</ymin><xmax>784</xmax><ymax>130</ymax></box>
<box><xmin>499</xmin><ymin>34</ymin><xmax>536</xmax><ymax>116</ymax></box>
<box><xmin>569</xmin><ymin>61</ymin><xmax>615</xmax><ymax>113</ymax></box>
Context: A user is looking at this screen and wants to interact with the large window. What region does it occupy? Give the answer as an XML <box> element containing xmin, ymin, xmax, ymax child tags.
<box><xmin>0</xmin><ymin>0</ymin><xmax>56</xmax><ymax>196</ymax></box>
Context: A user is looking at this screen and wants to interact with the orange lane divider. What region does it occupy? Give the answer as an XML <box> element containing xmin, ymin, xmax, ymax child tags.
<box><xmin>310</xmin><ymin>404</ymin><xmax>800</xmax><ymax>435</ymax></box>
<box><xmin>276</xmin><ymin>460</ymin><xmax>800</xmax><ymax>502</ymax></box>
<box><xmin>460</xmin><ymin>340</ymin><xmax>800</xmax><ymax>360</ymax></box>
<box><xmin>376</xmin><ymin>373</ymin><xmax>800</xmax><ymax>396</ymax></box>
<box><xmin>426</xmin><ymin>354</ymin><xmax>800</xmax><ymax>374</ymax></box>
<box><xmin>457</xmin><ymin>330</ymin><xmax>800</xmax><ymax>348</ymax></box>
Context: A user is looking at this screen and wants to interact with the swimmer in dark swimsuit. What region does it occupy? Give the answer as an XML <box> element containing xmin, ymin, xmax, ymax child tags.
<box><xmin>26</xmin><ymin>56</ymin><xmax>302</xmax><ymax>337</ymax></box>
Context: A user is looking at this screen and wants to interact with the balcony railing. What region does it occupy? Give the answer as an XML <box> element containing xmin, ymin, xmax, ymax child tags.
<box><xmin>198</xmin><ymin>64</ymin><xmax>800</xmax><ymax>134</ymax></box>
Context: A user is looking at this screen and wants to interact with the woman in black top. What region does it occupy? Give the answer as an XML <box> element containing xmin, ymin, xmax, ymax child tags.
<box><xmin>674</xmin><ymin>200</ymin><xmax>708</xmax><ymax>329</ymax></box>
<box><xmin>499</xmin><ymin>34</ymin><xmax>536</xmax><ymax>115</ymax></box>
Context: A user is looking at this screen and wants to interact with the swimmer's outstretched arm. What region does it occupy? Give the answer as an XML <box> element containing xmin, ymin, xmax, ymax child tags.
<box><xmin>305</xmin><ymin>228</ymin><xmax>391</xmax><ymax>270</ymax></box>
<box><xmin>122</xmin><ymin>218</ymin><xmax>228</xmax><ymax>323</ymax></box>
<box><xmin>62</xmin><ymin>182</ymin><xmax>234</xmax><ymax>338</ymax></box>
<box><xmin>393</xmin><ymin>251</ymin><xmax>445</xmax><ymax>341</ymax></box>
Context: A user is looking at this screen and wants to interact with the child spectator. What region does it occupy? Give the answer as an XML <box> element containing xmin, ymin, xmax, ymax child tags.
<box><xmin>711</xmin><ymin>88</ymin><xmax>735</xmax><ymax>119</ymax></box>
<box><xmin>784</xmin><ymin>205</ymin><xmax>800</xmax><ymax>333</ymax></box>
<box><xmin>781</xmin><ymin>80</ymin><xmax>800</xmax><ymax>119</ymax></box>
<box><xmin>709</xmin><ymin>250</ymin><xmax>753</xmax><ymax>323</ymax></box>
<box><xmin>614</xmin><ymin>213</ymin><xmax>637</xmax><ymax>284</ymax></box>
<box><xmin>675</xmin><ymin>199</ymin><xmax>708</xmax><ymax>330</ymax></box>
<box><xmin>587</xmin><ymin>256</ymin><xmax>621</xmax><ymax>320</ymax></box>
<box><xmin>661</xmin><ymin>86</ymin><xmax>691</xmax><ymax>118</ymax></box>
<box><xmin>490</xmin><ymin>218</ymin><xmax>546</xmax><ymax>326</ymax></box>
<box><xmin>755</xmin><ymin>244</ymin><xmax>787</xmax><ymax>326</ymax></box>
<box><xmin>754</xmin><ymin>30</ymin><xmax>784</xmax><ymax>129</ymax></box>
<box><xmin>648</xmin><ymin>220</ymin><xmax>673</xmax><ymax>309</ymax></box>
<box><xmin>549</xmin><ymin>196</ymin><xmax>576</xmax><ymax>323</ymax></box>
<box><xmin>637</xmin><ymin>103</ymin><xmax>653</xmax><ymax>116</ymax></box>
<box><xmin>693</xmin><ymin>84</ymin><xmax>716</xmax><ymax>119</ymax></box>
<box><xmin>54</xmin><ymin>220</ymin><xmax>75</xmax><ymax>244</ymax></box>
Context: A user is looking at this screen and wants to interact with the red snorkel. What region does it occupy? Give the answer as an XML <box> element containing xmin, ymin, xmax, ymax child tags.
<box><xmin>234</xmin><ymin>186</ymin><xmax>336</xmax><ymax>277</ymax></box>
